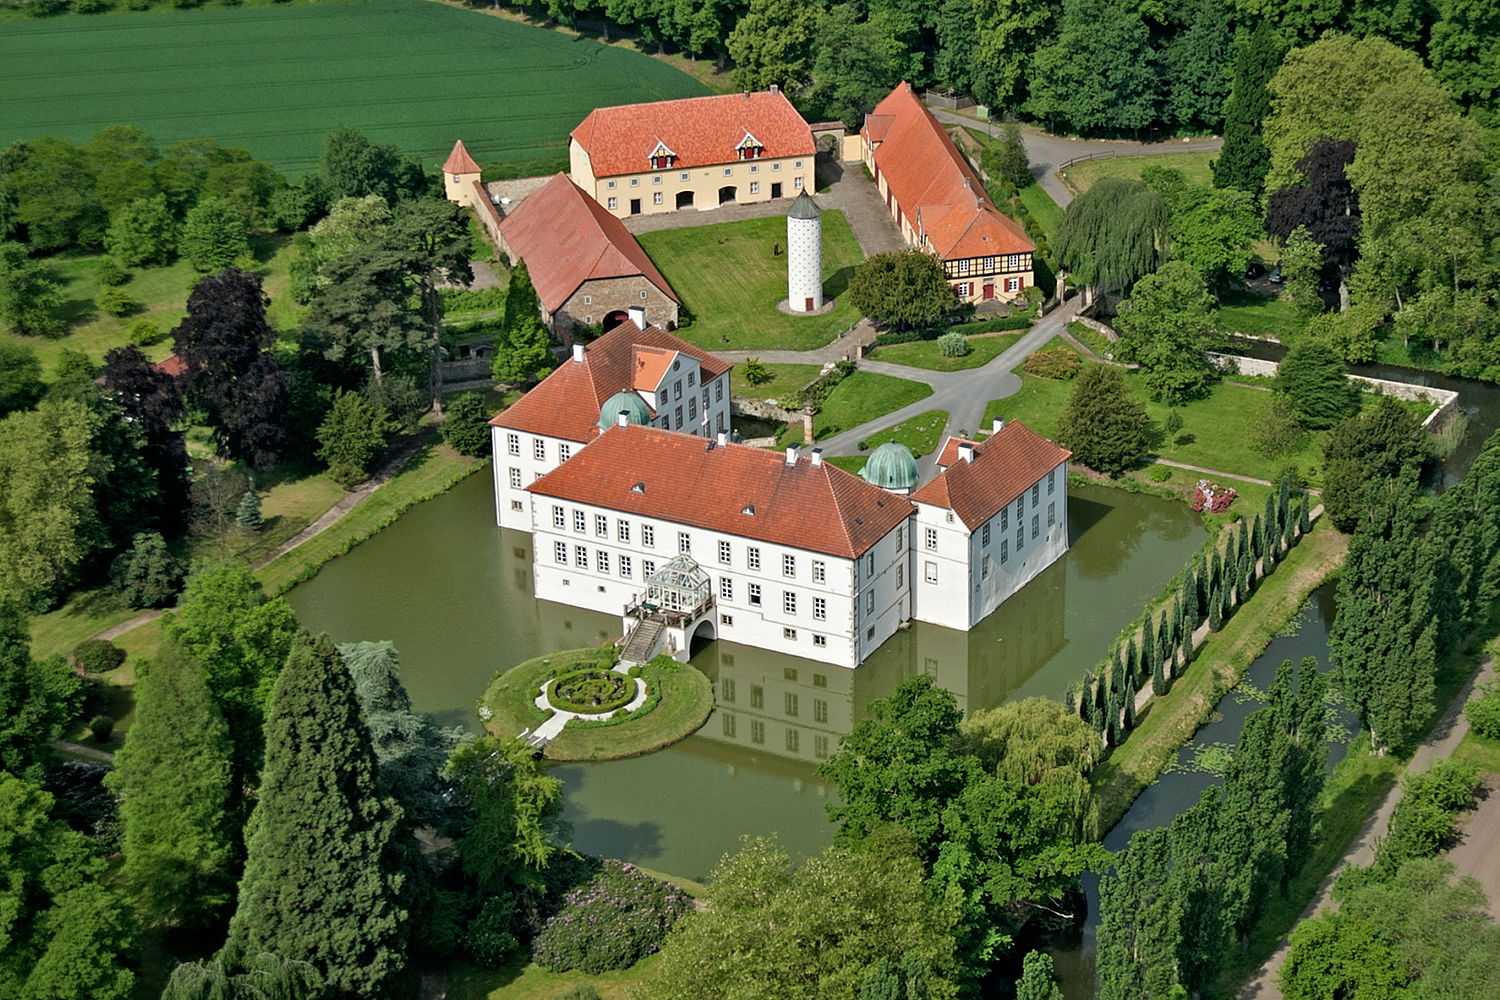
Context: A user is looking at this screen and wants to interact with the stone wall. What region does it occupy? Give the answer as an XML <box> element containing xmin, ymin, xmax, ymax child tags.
<box><xmin>555</xmin><ymin>276</ymin><xmax>679</xmax><ymax>339</ymax></box>
<box><xmin>1074</xmin><ymin>314</ymin><xmax>1118</xmax><ymax>341</ymax></box>
<box><xmin>1206</xmin><ymin>352</ymin><xmax>1460</xmax><ymax>427</ymax></box>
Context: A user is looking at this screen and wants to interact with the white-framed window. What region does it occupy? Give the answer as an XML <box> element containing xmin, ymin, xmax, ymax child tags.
<box><xmin>794</xmin><ymin>176</ymin><xmax>804</xmax><ymax>189</ymax></box>
<box><xmin>1032</xmin><ymin>483</ymin><xmax>1041</xmax><ymax>505</ymax></box>
<box><xmin>680</xmin><ymin>172</ymin><xmax>690</xmax><ymax>181</ymax></box>
<box><xmin>687</xmin><ymin>370</ymin><xmax>696</xmax><ymax>386</ymax></box>
<box><xmin>678</xmin><ymin>531</ymin><xmax>691</xmax><ymax>553</ymax></box>
<box><xmin>675</xmin><ymin>406</ymin><xmax>683</xmax><ymax>427</ymax></box>
<box><xmin>956</xmin><ymin>281</ymin><xmax>971</xmax><ymax>297</ymax></box>
<box><xmin>924</xmin><ymin>561</ymin><xmax>937</xmax><ymax>583</ymax></box>
<box><xmin>924</xmin><ymin>527</ymin><xmax>937</xmax><ymax>550</ymax></box>
<box><xmin>640</xmin><ymin>290</ymin><xmax>649</xmax><ymax>299</ymax></box>
<box><xmin>673</xmin><ymin>381</ymin><xmax>682</xmax><ymax>401</ymax></box>
<box><xmin>773</xmin><ymin>162</ymin><xmax>782</xmax><ymax>171</ymax></box>
<box><xmin>583</xmin><ymin>295</ymin><xmax>592</xmax><ymax>305</ymax></box>
<box><xmin>783</xmin><ymin>554</ymin><xmax>795</xmax><ymax>577</ymax></box>
<box><xmin>783</xmin><ymin>627</ymin><xmax>797</xmax><ymax>640</ymax></box>
<box><xmin>866</xmin><ymin>552</ymin><xmax>875</xmax><ymax>575</ymax></box>
<box><xmin>748</xmin><ymin>583</ymin><xmax>762</xmax><ymax>606</ymax></box>
<box><xmin>783</xmin><ymin>591</ymin><xmax>796</xmax><ymax>614</ymax></box>
<box><xmin>1048</xmin><ymin>469</ymin><xmax>1057</xmax><ymax>494</ymax></box>
<box><xmin>1018</xmin><ymin>493</ymin><xmax>1026</xmax><ymax>516</ymax></box>
<box><xmin>607</xmin><ymin>180</ymin><xmax>617</xmax><ymax>190</ymax></box>
<box><xmin>554</xmin><ymin>541</ymin><xmax>567</xmax><ymax>563</ymax></box>
<box><xmin>533</xmin><ymin>439</ymin><xmax>546</xmax><ymax>461</ymax></box>
<box><xmin>813</xmin><ymin>597</ymin><xmax>826</xmax><ymax>620</ymax></box>
<box><xmin>506</xmin><ymin>432</ymin><xmax>520</xmax><ymax>456</ymax></box>
<box><xmin>511</xmin><ymin>500</ymin><xmax>523</xmax><ymax>511</ymax></box>
<box><xmin>720</xmin><ymin>613</ymin><xmax>734</xmax><ymax>627</ymax></box>
<box><xmin>794</xmin><ymin>160</ymin><xmax>803</xmax><ymax>168</ymax></box>
<box><xmin>718</xmin><ymin>540</ymin><xmax>731</xmax><ymax>564</ymax></box>
<box><xmin>597</xmin><ymin>550</ymin><xmax>609</xmax><ymax>573</ymax></box>
<box><xmin>750</xmin><ymin>181</ymin><xmax>759</xmax><ymax>194</ymax></box>
<box><xmin>1032</xmin><ymin>514</ymin><xmax>1040</xmax><ymax>539</ymax></box>
<box><xmin>812</xmin><ymin>560</ymin><xmax>825</xmax><ymax>583</ymax></box>
<box><xmin>785</xmin><ymin>692</ymin><xmax>799</xmax><ymax>717</ymax></box>
<box><xmin>1001</xmin><ymin>539</ymin><xmax>1009</xmax><ymax>563</ymax></box>
<box><xmin>643</xmin><ymin>558</ymin><xmax>656</xmax><ymax>577</ymax></box>
<box><xmin>1016</xmin><ymin>527</ymin><xmax>1024</xmax><ymax>551</ymax></box>
<box><xmin>572</xmin><ymin>510</ymin><xmax>585</xmax><ymax>533</ymax></box>
<box><xmin>982</xmin><ymin>523</ymin><xmax>990</xmax><ymax>545</ymax></box>
<box><xmin>617</xmin><ymin>520</ymin><xmax>630</xmax><ymax>542</ymax></box>
<box><xmin>653</xmin><ymin>191</ymin><xmax>663</xmax><ymax>205</ymax></box>
<box><xmin>595</xmin><ymin>514</ymin><xmax>608</xmax><ymax>537</ymax></box>
<box><xmin>653</xmin><ymin>175</ymin><xmax>662</xmax><ymax>184</ymax></box>
<box><xmin>643</xmin><ymin>524</ymin><xmax>655</xmax><ymax>547</ymax></box>
<box><xmin>1006</xmin><ymin>277</ymin><xmax>1022</xmax><ymax>293</ymax></box>
<box><xmin>750</xmin><ymin>685</ymin><xmax>764</xmax><ymax>708</ymax></box>
<box><xmin>897</xmin><ymin>526</ymin><xmax>904</xmax><ymax>549</ymax></box>
<box><xmin>723</xmin><ymin>167</ymin><xmax>733</xmax><ymax>176</ymax></box>
<box><xmin>1001</xmin><ymin>507</ymin><xmax>1009</xmax><ymax>530</ymax></box>
<box><xmin>750</xmin><ymin>164</ymin><xmax>758</xmax><ymax>174</ymax></box>
<box><xmin>630</xmin><ymin>177</ymin><xmax>640</xmax><ymax>187</ymax></box>
<box><xmin>1048</xmin><ymin>503</ymin><xmax>1056</xmax><ymax>527</ymax></box>
<box><xmin>607</xmin><ymin>196</ymin><xmax>617</xmax><ymax>210</ymax></box>
<box><xmin>751</xmin><ymin>720</ymin><xmax>765</xmax><ymax>743</ymax></box>
<box><xmin>812</xmin><ymin>634</ymin><xmax>826</xmax><ymax>648</ymax></box>
<box><xmin>747</xmin><ymin>547</ymin><xmax>761</xmax><ymax>570</ymax></box>
<box><xmin>896</xmin><ymin>563</ymin><xmax>904</xmax><ymax>588</ymax></box>
<box><xmin>620</xmin><ymin>555</ymin><xmax>632</xmax><ymax>578</ymax></box>
<box><xmin>559</xmin><ymin>443</ymin><xmax>571</xmax><ymax>461</ymax></box>
<box><xmin>720</xmin><ymin>577</ymin><xmax>733</xmax><ymax>600</ymax></box>
<box><xmin>715</xmin><ymin>379</ymin><xmax>724</xmax><ymax>402</ymax></box>
<box><xmin>689</xmin><ymin>398</ymin><xmax>697</xmax><ymax>421</ymax></box>
<box><xmin>983</xmin><ymin>555</ymin><xmax>993</xmax><ymax>579</ymax></box>
<box><xmin>866</xmin><ymin>590</ymin><xmax>875</xmax><ymax>614</ymax></box>
<box><xmin>509</xmin><ymin>467</ymin><xmax>522</xmax><ymax>488</ymax></box>
<box><xmin>814</xmin><ymin>698</ymin><xmax>828</xmax><ymax>721</ymax></box>
<box><xmin>574</xmin><ymin>545</ymin><xmax>588</xmax><ymax>568</ymax></box>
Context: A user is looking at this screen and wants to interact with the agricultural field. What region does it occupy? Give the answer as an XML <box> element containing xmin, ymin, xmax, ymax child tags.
<box><xmin>0</xmin><ymin>0</ymin><xmax>707</xmax><ymax>176</ymax></box>
<box><xmin>1059</xmin><ymin>150</ymin><xmax>1215</xmax><ymax>194</ymax></box>
<box><xmin>640</xmin><ymin>213</ymin><xmax>866</xmax><ymax>352</ymax></box>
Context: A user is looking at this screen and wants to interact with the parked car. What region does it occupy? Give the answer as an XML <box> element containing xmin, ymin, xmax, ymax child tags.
<box><xmin>1267</xmin><ymin>267</ymin><xmax>1283</xmax><ymax>283</ymax></box>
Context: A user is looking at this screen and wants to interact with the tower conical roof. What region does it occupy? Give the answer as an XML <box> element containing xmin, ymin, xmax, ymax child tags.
<box><xmin>859</xmin><ymin>442</ymin><xmax>918</xmax><ymax>490</ymax></box>
<box><xmin>443</xmin><ymin>139</ymin><xmax>482</xmax><ymax>175</ymax></box>
<box><xmin>788</xmin><ymin>190</ymin><xmax>821</xmax><ymax>219</ymax></box>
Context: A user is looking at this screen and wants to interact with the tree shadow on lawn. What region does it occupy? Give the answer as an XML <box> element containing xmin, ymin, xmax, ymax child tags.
<box><xmin>824</xmin><ymin>264</ymin><xmax>855</xmax><ymax>300</ymax></box>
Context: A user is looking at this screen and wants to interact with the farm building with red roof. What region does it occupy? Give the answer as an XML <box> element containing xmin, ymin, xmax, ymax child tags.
<box><xmin>569</xmin><ymin>87</ymin><xmax>816</xmax><ymax>218</ymax></box>
<box><xmin>860</xmin><ymin>83</ymin><xmax>1036</xmax><ymax>305</ymax></box>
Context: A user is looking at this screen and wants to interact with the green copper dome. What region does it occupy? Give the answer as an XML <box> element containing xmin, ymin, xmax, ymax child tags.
<box><xmin>598</xmin><ymin>391</ymin><xmax>651</xmax><ymax>430</ymax></box>
<box><xmin>860</xmin><ymin>442</ymin><xmax>918</xmax><ymax>490</ymax></box>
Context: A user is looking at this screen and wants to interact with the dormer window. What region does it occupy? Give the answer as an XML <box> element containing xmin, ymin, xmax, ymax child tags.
<box><xmin>736</xmin><ymin>132</ymin><xmax>765</xmax><ymax>160</ymax></box>
<box><xmin>648</xmin><ymin>140</ymin><xmax>676</xmax><ymax>170</ymax></box>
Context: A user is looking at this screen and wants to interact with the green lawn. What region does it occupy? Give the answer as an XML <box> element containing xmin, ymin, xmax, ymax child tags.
<box><xmin>1066</xmin><ymin>320</ymin><xmax>1114</xmax><ymax>358</ymax></box>
<box><xmin>1060</xmin><ymin>151</ymin><xmax>1215</xmax><ymax>194</ymax></box>
<box><xmin>866</xmin><ymin>332</ymin><xmax>1021</xmax><ymax>371</ymax></box>
<box><xmin>451</xmin><ymin>951</ymin><xmax>663</xmax><ymax>1000</ymax></box>
<box><xmin>1217</xmin><ymin>289</ymin><xmax>1309</xmax><ymax>340</ymax></box>
<box><xmin>1455</xmin><ymin>730</ymin><xmax>1500</xmax><ymax>775</ymax></box>
<box><xmin>1017</xmin><ymin>181</ymin><xmax>1064</xmax><ymax>237</ymax></box>
<box><xmin>983</xmin><ymin>354</ymin><xmax>1335</xmax><ymax>485</ymax></box>
<box><xmin>729</xmin><ymin>363</ymin><xmax>820</xmax><ymax>399</ymax></box>
<box><xmin>0</xmin><ymin>0</ymin><xmax>706</xmax><ymax>176</ymax></box>
<box><xmin>641</xmin><ymin>213</ymin><xmax>866</xmax><ymax>352</ymax></box>
<box><xmin>548</xmin><ymin>663</ymin><xmax>715</xmax><ymax>761</ymax></box>
<box><xmin>777</xmin><ymin>370</ymin><xmax>933</xmax><ymax>446</ymax></box>
<box><xmin>4</xmin><ymin>234</ymin><xmax>299</xmax><ymax>377</ymax></box>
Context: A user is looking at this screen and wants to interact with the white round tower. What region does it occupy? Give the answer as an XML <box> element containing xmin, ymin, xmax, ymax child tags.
<box><xmin>787</xmin><ymin>191</ymin><xmax>823</xmax><ymax>312</ymax></box>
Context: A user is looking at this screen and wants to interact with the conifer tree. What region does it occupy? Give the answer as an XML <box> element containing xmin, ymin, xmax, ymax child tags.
<box><xmin>107</xmin><ymin>637</ymin><xmax>234</xmax><ymax>929</ymax></box>
<box><xmin>1092</xmin><ymin>675</ymin><xmax>1108</xmax><ymax>738</ymax></box>
<box><xmin>1151</xmin><ymin>643</ymin><xmax>1168</xmax><ymax>697</ymax></box>
<box><xmin>1124</xmin><ymin>639</ymin><xmax>1139</xmax><ymax>694</ymax></box>
<box><xmin>1178</xmin><ymin>600</ymin><xmax>1196</xmax><ymax>666</ymax></box>
<box><xmin>1123</xmin><ymin>685</ymin><xmax>1137</xmax><ymax>731</ymax></box>
<box><xmin>1329</xmin><ymin>474</ymin><xmax>1438</xmax><ymax>752</ymax></box>
<box><xmin>1249</xmin><ymin>514</ymin><xmax>1264</xmax><ymax>561</ymax></box>
<box><xmin>1182</xmin><ymin>568</ymin><xmax>1200</xmax><ymax>635</ymax></box>
<box><xmin>1097</xmin><ymin>827</ymin><xmax>1183</xmax><ymax>1000</ymax></box>
<box><xmin>1166</xmin><ymin>792</ymin><xmax>1230</xmax><ymax>994</ymax></box>
<box><xmin>1160</xmin><ymin>604</ymin><xmax>1177</xmax><ymax>680</ymax></box>
<box><xmin>235</xmin><ymin>490</ymin><xmax>263</xmax><ymax>532</ymax></box>
<box><xmin>1283</xmin><ymin>658</ymin><xmax>1328</xmax><ymax>884</ymax></box>
<box><xmin>1140</xmin><ymin>622</ymin><xmax>1157</xmax><ymax>692</ymax></box>
<box><xmin>1278</xmin><ymin>476</ymin><xmax>1293</xmax><ymax>548</ymax></box>
<box><xmin>1107</xmin><ymin>689</ymin><xmax>1123</xmax><ymax>747</ymax></box>
<box><xmin>1211</xmin><ymin>21</ymin><xmax>1286</xmax><ymax>196</ymax></box>
<box><xmin>1297</xmin><ymin>492</ymin><xmax>1311</xmax><ymax>536</ymax></box>
<box><xmin>225</xmin><ymin>633</ymin><xmax>407</xmax><ymax>996</ymax></box>
<box><xmin>1209</xmin><ymin>585</ymin><xmax>1224</xmax><ymax>631</ymax></box>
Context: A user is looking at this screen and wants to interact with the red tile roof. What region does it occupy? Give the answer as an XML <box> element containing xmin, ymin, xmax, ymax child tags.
<box><xmin>443</xmin><ymin>139</ymin><xmax>482</xmax><ymax>175</ymax></box>
<box><xmin>152</xmin><ymin>354</ymin><xmax>188</xmax><ymax>378</ymax></box>
<box><xmin>499</xmin><ymin>174</ymin><xmax>678</xmax><ymax>314</ymax></box>
<box><xmin>489</xmin><ymin>322</ymin><xmax>731</xmax><ymax>442</ymax></box>
<box><xmin>631</xmin><ymin>346</ymin><xmax>675</xmax><ymax>392</ymax></box>
<box><xmin>862</xmin><ymin>83</ymin><xmax>1033</xmax><ymax>259</ymax></box>
<box><xmin>912</xmin><ymin>422</ymin><xmax>1070</xmax><ymax>531</ymax></box>
<box><xmin>572</xmin><ymin>90</ymin><xmax>815</xmax><ymax>178</ymax></box>
<box><xmin>528</xmin><ymin>424</ymin><xmax>914</xmax><ymax>558</ymax></box>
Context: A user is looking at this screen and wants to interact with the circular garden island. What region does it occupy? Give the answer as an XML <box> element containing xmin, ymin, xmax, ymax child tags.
<box><xmin>480</xmin><ymin>646</ymin><xmax>714</xmax><ymax>761</ymax></box>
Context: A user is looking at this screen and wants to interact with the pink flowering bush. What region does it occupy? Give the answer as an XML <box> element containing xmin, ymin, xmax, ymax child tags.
<box><xmin>1190</xmin><ymin>479</ymin><xmax>1238</xmax><ymax>514</ymax></box>
<box><xmin>531</xmin><ymin>860</ymin><xmax>692</xmax><ymax>973</ymax></box>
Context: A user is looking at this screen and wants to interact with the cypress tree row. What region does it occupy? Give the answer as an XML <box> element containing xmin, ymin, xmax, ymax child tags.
<box><xmin>1107</xmin><ymin>688</ymin><xmax>1123</xmax><ymax>747</ymax></box>
<box><xmin>1182</xmin><ymin>569</ymin><xmax>1200</xmax><ymax>635</ymax></box>
<box><xmin>1140</xmin><ymin>621</ymin><xmax>1157</xmax><ymax>693</ymax></box>
<box><xmin>1122</xmin><ymin>684</ymin><xmax>1137</xmax><ymax>731</ymax></box>
<box><xmin>1159</xmin><ymin>605</ymin><xmax>1176</xmax><ymax>681</ymax></box>
<box><xmin>1278</xmin><ymin>476</ymin><xmax>1293</xmax><ymax>547</ymax></box>
<box><xmin>1179</xmin><ymin>601</ymin><xmax>1196</xmax><ymax>666</ymax></box>
<box><xmin>1096</xmin><ymin>828</ymin><xmax>1182</xmax><ymax>1000</ymax></box>
<box><xmin>1124</xmin><ymin>638</ymin><xmax>1140</xmax><ymax>694</ymax></box>
<box><xmin>1092</xmin><ymin>678</ymin><xmax>1109</xmax><ymax>739</ymax></box>
<box><xmin>1208</xmin><ymin>584</ymin><xmax>1224</xmax><ymax>631</ymax></box>
<box><xmin>225</xmin><ymin>633</ymin><xmax>407</xmax><ymax>997</ymax></box>
<box><xmin>1298</xmin><ymin>492</ymin><xmax>1311</xmax><ymax>535</ymax></box>
<box><xmin>106</xmin><ymin>637</ymin><xmax>235</xmax><ymax>930</ymax></box>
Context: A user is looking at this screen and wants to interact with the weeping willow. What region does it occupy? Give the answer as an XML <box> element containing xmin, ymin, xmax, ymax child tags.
<box><xmin>1055</xmin><ymin>177</ymin><xmax>1169</xmax><ymax>298</ymax></box>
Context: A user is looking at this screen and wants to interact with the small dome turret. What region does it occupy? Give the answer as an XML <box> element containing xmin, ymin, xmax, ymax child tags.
<box><xmin>788</xmin><ymin>190</ymin><xmax>822</xmax><ymax>219</ymax></box>
<box><xmin>860</xmin><ymin>442</ymin><xmax>918</xmax><ymax>491</ymax></box>
<box><xmin>598</xmin><ymin>391</ymin><xmax>651</xmax><ymax>430</ymax></box>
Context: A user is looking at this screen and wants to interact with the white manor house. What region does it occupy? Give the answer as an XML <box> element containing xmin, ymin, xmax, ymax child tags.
<box><xmin>489</xmin><ymin>316</ymin><xmax>1070</xmax><ymax>668</ymax></box>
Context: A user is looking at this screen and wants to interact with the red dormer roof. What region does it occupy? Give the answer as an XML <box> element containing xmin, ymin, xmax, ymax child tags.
<box><xmin>528</xmin><ymin>424</ymin><xmax>914</xmax><ymax>559</ymax></box>
<box><xmin>912</xmin><ymin>422</ymin><xmax>1070</xmax><ymax>531</ymax></box>
<box><xmin>489</xmin><ymin>321</ymin><xmax>731</xmax><ymax>443</ymax></box>
<box><xmin>571</xmin><ymin>90</ymin><xmax>815</xmax><ymax>178</ymax></box>
<box><xmin>862</xmin><ymin>83</ymin><xmax>1033</xmax><ymax>259</ymax></box>
<box><xmin>443</xmin><ymin>139</ymin><xmax>482</xmax><ymax>175</ymax></box>
<box><xmin>631</xmin><ymin>346</ymin><xmax>676</xmax><ymax>393</ymax></box>
<box><xmin>499</xmin><ymin>173</ymin><xmax>678</xmax><ymax>314</ymax></box>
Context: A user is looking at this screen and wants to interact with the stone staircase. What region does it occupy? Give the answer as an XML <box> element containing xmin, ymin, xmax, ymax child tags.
<box><xmin>620</xmin><ymin>619</ymin><xmax>665</xmax><ymax>664</ymax></box>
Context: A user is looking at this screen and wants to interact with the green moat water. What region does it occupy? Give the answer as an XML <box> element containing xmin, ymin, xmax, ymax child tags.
<box><xmin>288</xmin><ymin>471</ymin><xmax>1205</xmax><ymax>879</ymax></box>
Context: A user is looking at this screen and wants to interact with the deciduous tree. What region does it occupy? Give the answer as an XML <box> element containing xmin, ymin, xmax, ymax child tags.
<box><xmin>848</xmin><ymin>250</ymin><xmax>955</xmax><ymax>332</ymax></box>
<box><xmin>0</xmin><ymin>240</ymin><xmax>64</xmax><ymax>337</ymax></box>
<box><xmin>105</xmin><ymin>193</ymin><xmax>177</xmax><ymax>267</ymax></box>
<box><xmin>1112</xmin><ymin>260</ymin><xmax>1219</xmax><ymax>403</ymax></box>
<box><xmin>179</xmin><ymin>196</ymin><xmax>250</xmax><ymax>273</ymax></box>
<box><xmin>0</xmin><ymin>339</ymin><xmax>42</xmax><ymax>416</ymax></box>
<box><xmin>1054</xmin><ymin>179</ymin><xmax>1167</xmax><ymax>302</ymax></box>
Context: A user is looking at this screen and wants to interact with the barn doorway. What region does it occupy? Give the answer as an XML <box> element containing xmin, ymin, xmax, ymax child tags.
<box><xmin>602</xmin><ymin>310</ymin><xmax>629</xmax><ymax>331</ymax></box>
<box><xmin>676</xmin><ymin>190</ymin><xmax>694</xmax><ymax>209</ymax></box>
<box><xmin>718</xmin><ymin>186</ymin><xmax>736</xmax><ymax>206</ymax></box>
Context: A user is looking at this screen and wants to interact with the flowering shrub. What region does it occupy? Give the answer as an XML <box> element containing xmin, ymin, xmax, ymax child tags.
<box><xmin>531</xmin><ymin>861</ymin><xmax>692</xmax><ymax>973</ymax></box>
<box><xmin>1190</xmin><ymin>479</ymin><xmax>1237</xmax><ymax>513</ymax></box>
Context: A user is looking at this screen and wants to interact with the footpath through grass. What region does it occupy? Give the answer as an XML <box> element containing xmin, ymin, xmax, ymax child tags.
<box><xmin>0</xmin><ymin>0</ymin><xmax>706</xmax><ymax>176</ymax></box>
<box><xmin>1092</xmin><ymin>521</ymin><xmax>1349</xmax><ymax>830</ymax></box>
<box><xmin>1059</xmin><ymin>151</ymin><xmax>1215</xmax><ymax>194</ymax></box>
<box><xmin>867</xmin><ymin>331</ymin><xmax>1022</xmax><ymax>371</ymax></box>
<box><xmin>777</xmin><ymin>370</ymin><xmax>933</xmax><ymax>446</ymax></box>
<box><xmin>641</xmin><ymin>213</ymin><xmax>865</xmax><ymax>353</ymax></box>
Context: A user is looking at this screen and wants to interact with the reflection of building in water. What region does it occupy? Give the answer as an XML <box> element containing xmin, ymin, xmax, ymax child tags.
<box><xmin>692</xmin><ymin>642</ymin><xmax>854</xmax><ymax>766</ymax></box>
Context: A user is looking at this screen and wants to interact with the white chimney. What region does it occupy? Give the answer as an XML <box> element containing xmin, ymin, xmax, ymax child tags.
<box><xmin>991</xmin><ymin>418</ymin><xmax>1004</xmax><ymax>436</ymax></box>
<box><xmin>810</xmin><ymin>448</ymin><xmax>823</xmax><ymax>468</ymax></box>
<box><xmin>784</xmin><ymin>446</ymin><xmax>797</xmax><ymax>466</ymax></box>
<box><xmin>958</xmin><ymin>442</ymin><xmax>975</xmax><ymax>464</ymax></box>
<box><xmin>572</xmin><ymin>343</ymin><xmax>586</xmax><ymax>363</ymax></box>
<box><xmin>716</xmin><ymin>431</ymin><xmax>728</xmax><ymax>447</ymax></box>
<box><xmin>628</xmin><ymin>306</ymin><xmax>647</xmax><ymax>330</ymax></box>
<box><xmin>769</xmin><ymin>83</ymin><xmax>780</xmax><ymax>94</ymax></box>
<box><xmin>616</xmin><ymin>411</ymin><xmax>629</xmax><ymax>427</ymax></box>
